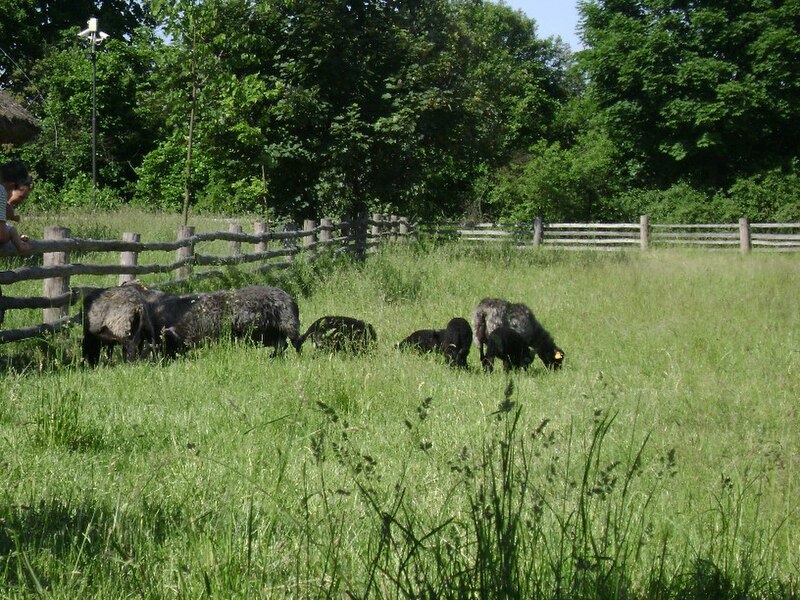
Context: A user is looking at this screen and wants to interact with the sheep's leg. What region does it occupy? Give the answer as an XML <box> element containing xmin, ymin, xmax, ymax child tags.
<box><xmin>271</xmin><ymin>337</ymin><xmax>288</xmax><ymax>358</ymax></box>
<box><xmin>123</xmin><ymin>340</ymin><xmax>139</xmax><ymax>362</ymax></box>
<box><xmin>82</xmin><ymin>335</ymin><xmax>102</xmax><ymax>367</ymax></box>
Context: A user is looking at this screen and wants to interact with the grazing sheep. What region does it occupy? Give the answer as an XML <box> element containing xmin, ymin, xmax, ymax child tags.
<box><xmin>148</xmin><ymin>285</ymin><xmax>302</xmax><ymax>358</ymax></box>
<box><xmin>398</xmin><ymin>329</ymin><xmax>444</xmax><ymax>354</ymax></box>
<box><xmin>228</xmin><ymin>285</ymin><xmax>302</xmax><ymax>356</ymax></box>
<box><xmin>298</xmin><ymin>316</ymin><xmax>376</xmax><ymax>354</ymax></box>
<box><xmin>148</xmin><ymin>290</ymin><xmax>230</xmax><ymax>358</ymax></box>
<box><xmin>472</xmin><ymin>297</ymin><xmax>564</xmax><ymax>370</ymax></box>
<box><xmin>398</xmin><ymin>317</ymin><xmax>471</xmax><ymax>368</ymax></box>
<box><xmin>81</xmin><ymin>283</ymin><xmax>158</xmax><ymax>366</ymax></box>
<box><xmin>482</xmin><ymin>326</ymin><xmax>533</xmax><ymax>373</ymax></box>
<box><xmin>441</xmin><ymin>317</ymin><xmax>472</xmax><ymax>368</ymax></box>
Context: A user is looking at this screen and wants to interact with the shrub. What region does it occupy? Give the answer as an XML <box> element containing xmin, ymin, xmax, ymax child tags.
<box><xmin>714</xmin><ymin>164</ymin><xmax>800</xmax><ymax>222</ymax></box>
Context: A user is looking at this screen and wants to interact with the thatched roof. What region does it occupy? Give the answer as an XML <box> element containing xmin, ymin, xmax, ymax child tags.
<box><xmin>0</xmin><ymin>90</ymin><xmax>40</xmax><ymax>144</ymax></box>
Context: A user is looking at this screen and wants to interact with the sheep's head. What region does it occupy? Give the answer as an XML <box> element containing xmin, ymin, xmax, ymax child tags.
<box><xmin>538</xmin><ymin>347</ymin><xmax>564</xmax><ymax>370</ymax></box>
<box><xmin>548</xmin><ymin>348</ymin><xmax>565</xmax><ymax>370</ymax></box>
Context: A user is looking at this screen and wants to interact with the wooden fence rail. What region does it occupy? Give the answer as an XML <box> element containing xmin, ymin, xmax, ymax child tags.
<box><xmin>0</xmin><ymin>214</ymin><xmax>410</xmax><ymax>344</ymax></box>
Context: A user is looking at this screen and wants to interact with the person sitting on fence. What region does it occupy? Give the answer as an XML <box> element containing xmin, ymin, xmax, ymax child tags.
<box><xmin>0</xmin><ymin>159</ymin><xmax>34</xmax><ymax>254</ymax></box>
<box><xmin>6</xmin><ymin>173</ymin><xmax>33</xmax><ymax>223</ymax></box>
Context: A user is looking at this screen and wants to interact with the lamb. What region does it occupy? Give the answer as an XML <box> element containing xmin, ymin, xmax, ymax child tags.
<box><xmin>441</xmin><ymin>317</ymin><xmax>472</xmax><ymax>368</ymax></box>
<box><xmin>398</xmin><ymin>317</ymin><xmax>472</xmax><ymax>368</ymax></box>
<box><xmin>298</xmin><ymin>316</ymin><xmax>376</xmax><ymax>354</ymax></box>
<box><xmin>398</xmin><ymin>329</ymin><xmax>444</xmax><ymax>354</ymax></box>
<box><xmin>148</xmin><ymin>285</ymin><xmax>301</xmax><ymax>358</ymax></box>
<box><xmin>80</xmin><ymin>283</ymin><xmax>158</xmax><ymax>366</ymax></box>
<box><xmin>482</xmin><ymin>326</ymin><xmax>533</xmax><ymax>373</ymax></box>
<box><xmin>472</xmin><ymin>297</ymin><xmax>564</xmax><ymax>370</ymax></box>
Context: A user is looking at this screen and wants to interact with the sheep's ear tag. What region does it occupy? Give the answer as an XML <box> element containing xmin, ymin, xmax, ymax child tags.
<box><xmin>554</xmin><ymin>351</ymin><xmax>564</xmax><ymax>360</ymax></box>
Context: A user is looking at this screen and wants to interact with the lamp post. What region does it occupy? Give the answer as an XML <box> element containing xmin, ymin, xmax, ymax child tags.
<box><xmin>78</xmin><ymin>17</ymin><xmax>109</xmax><ymax>205</ymax></box>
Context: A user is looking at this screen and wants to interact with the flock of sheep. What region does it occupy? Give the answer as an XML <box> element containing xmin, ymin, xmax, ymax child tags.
<box><xmin>80</xmin><ymin>282</ymin><xmax>565</xmax><ymax>373</ymax></box>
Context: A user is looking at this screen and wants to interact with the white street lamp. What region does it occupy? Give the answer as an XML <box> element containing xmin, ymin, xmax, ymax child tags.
<box><xmin>78</xmin><ymin>17</ymin><xmax>109</xmax><ymax>205</ymax></box>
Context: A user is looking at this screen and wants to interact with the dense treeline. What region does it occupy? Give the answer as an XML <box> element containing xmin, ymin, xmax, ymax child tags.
<box><xmin>1</xmin><ymin>0</ymin><xmax>799</xmax><ymax>223</ymax></box>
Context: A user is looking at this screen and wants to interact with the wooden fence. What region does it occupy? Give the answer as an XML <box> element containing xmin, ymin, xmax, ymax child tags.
<box><xmin>2</xmin><ymin>213</ymin><xmax>799</xmax><ymax>345</ymax></box>
<box><xmin>419</xmin><ymin>216</ymin><xmax>800</xmax><ymax>253</ymax></box>
<box><xmin>0</xmin><ymin>214</ymin><xmax>410</xmax><ymax>344</ymax></box>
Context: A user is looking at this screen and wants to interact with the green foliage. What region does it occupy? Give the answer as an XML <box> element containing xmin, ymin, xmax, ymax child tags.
<box><xmin>6</xmin><ymin>0</ymin><xmax>800</xmax><ymax>225</ymax></box>
<box><xmin>485</xmin><ymin>131</ymin><xmax>622</xmax><ymax>222</ymax></box>
<box><xmin>30</xmin><ymin>174</ymin><xmax>123</xmax><ymax>211</ymax></box>
<box><xmin>579</xmin><ymin>0</ymin><xmax>800</xmax><ymax>190</ymax></box>
<box><xmin>611</xmin><ymin>162</ymin><xmax>800</xmax><ymax>223</ymax></box>
<box><xmin>717</xmin><ymin>164</ymin><xmax>800</xmax><ymax>222</ymax></box>
<box><xmin>0</xmin><ymin>0</ymin><xmax>153</xmax><ymax>87</ymax></box>
<box><xmin>613</xmin><ymin>182</ymin><xmax>715</xmax><ymax>223</ymax></box>
<box><xmin>132</xmin><ymin>136</ymin><xmax>187</xmax><ymax>211</ymax></box>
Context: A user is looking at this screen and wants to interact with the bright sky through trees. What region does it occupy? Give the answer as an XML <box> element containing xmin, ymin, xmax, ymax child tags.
<box><xmin>497</xmin><ymin>0</ymin><xmax>582</xmax><ymax>48</ymax></box>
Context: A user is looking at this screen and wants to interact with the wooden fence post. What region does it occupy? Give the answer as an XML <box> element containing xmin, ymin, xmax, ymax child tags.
<box><xmin>353</xmin><ymin>214</ymin><xmax>367</xmax><ymax>259</ymax></box>
<box><xmin>342</xmin><ymin>217</ymin><xmax>352</xmax><ymax>254</ymax></box>
<box><xmin>303</xmin><ymin>219</ymin><xmax>316</xmax><ymax>251</ymax></box>
<box><xmin>533</xmin><ymin>215</ymin><xmax>544</xmax><ymax>248</ymax></box>
<box><xmin>118</xmin><ymin>232</ymin><xmax>140</xmax><ymax>285</ymax></box>
<box><xmin>640</xmin><ymin>215</ymin><xmax>650</xmax><ymax>251</ymax></box>
<box><xmin>176</xmin><ymin>225</ymin><xmax>195</xmax><ymax>279</ymax></box>
<box><xmin>254</xmin><ymin>221</ymin><xmax>269</xmax><ymax>253</ymax></box>
<box><xmin>283</xmin><ymin>223</ymin><xmax>298</xmax><ymax>262</ymax></box>
<box><xmin>319</xmin><ymin>218</ymin><xmax>333</xmax><ymax>246</ymax></box>
<box><xmin>371</xmin><ymin>212</ymin><xmax>381</xmax><ymax>246</ymax></box>
<box><xmin>399</xmin><ymin>217</ymin><xmax>409</xmax><ymax>238</ymax></box>
<box><xmin>739</xmin><ymin>217</ymin><xmax>752</xmax><ymax>253</ymax></box>
<box><xmin>42</xmin><ymin>226</ymin><xmax>70</xmax><ymax>324</ymax></box>
<box><xmin>229</xmin><ymin>222</ymin><xmax>243</xmax><ymax>256</ymax></box>
<box><xmin>390</xmin><ymin>214</ymin><xmax>399</xmax><ymax>241</ymax></box>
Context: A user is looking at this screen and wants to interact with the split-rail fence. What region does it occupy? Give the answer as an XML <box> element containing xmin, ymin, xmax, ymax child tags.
<box><xmin>0</xmin><ymin>214</ymin><xmax>409</xmax><ymax>344</ymax></box>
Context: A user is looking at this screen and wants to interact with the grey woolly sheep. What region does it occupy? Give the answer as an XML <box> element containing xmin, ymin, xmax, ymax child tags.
<box><xmin>81</xmin><ymin>283</ymin><xmax>158</xmax><ymax>366</ymax></box>
<box><xmin>148</xmin><ymin>285</ymin><xmax>301</xmax><ymax>358</ymax></box>
<box><xmin>148</xmin><ymin>290</ymin><xmax>230</xmax><ymax>358</ymax></box>
<box><xmin>298</xmin><ymin>316</ymin><xmax>376</xmax><ymax>354</ymax></box>
<box><xmin>482</xmin><ymin>326</ymin><xmax>533</xmax><ymax>373</ymax></box>
<box><xmin>228</xmin><ymin>285</ymin><xmax>302</xmax><ymax>356</ymax></box>
<box><xmin>472</xmin><ymin>297</ymin><xmax>564</xmax><ymax>370</ymax></box>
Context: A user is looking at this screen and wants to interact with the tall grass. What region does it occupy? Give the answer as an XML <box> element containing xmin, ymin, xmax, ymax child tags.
<box><xmin>1</xmin><ymin>237</ymin><xmax>798</xmax><ymax>598</ymax></box>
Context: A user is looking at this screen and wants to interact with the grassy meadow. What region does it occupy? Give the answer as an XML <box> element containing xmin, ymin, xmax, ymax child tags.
<box><xmin>1</xmin><ymin>228</ymin><xmax>799</xmax><ymax>598</ymax></box>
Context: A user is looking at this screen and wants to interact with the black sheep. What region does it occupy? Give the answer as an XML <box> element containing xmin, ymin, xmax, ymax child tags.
<box><xmin>441</xmin><ymin>317</ymin><xmax>472</xmax><ymax>368</ymax></box>
<box><xmin>148</xmin><ymin>291</ymin><xmax>230</xmax><ymax>358</ymax></box>
<box><xmin>482</xmin><ymin>326</ymin><xmax>533</xmax><ymax>373</ymax></box>
<box><xmin>398</xmin><ymin>329</ymin><xmax>444</xmax><ymax>353</ymax></box>
<box><xmin>398</xmin><ymin>317</ymin><xmax>472</xmax><ymax>368</ymax></box>
<box><xmin>298</xmin><ymin>316</ymin><xmax>376</xmax><ymax>354</ymax></box>
<box><xmin>472</xmin><ymin>297</ymin><xmax>564</xmax><ymax>370</ymax></box>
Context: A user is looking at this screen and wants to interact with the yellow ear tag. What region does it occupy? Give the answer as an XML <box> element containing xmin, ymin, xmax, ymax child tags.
<box><xmin>554</xmin><ymin>351</ymin><xmax>564</xmax><ymax>360</ymax></box>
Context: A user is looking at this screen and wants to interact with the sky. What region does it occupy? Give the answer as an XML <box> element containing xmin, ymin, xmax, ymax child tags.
<box><xmin>497</xmin><ymin>1</ymin><xmax>583</xmax><ymax>49</ymax></box>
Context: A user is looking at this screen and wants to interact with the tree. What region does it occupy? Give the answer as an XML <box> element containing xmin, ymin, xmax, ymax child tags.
<box><xmin>5</xmin><ymin>26</ymin><xmax>162</xmax><ymax>209</ymax></box>
<box><xmin>579</xmin><ymin>0</ymin><xmax>800</xmax><ymax>189</ymax></box>
<box><xmin>0</xmin><ymin>0</ymin><xmax>153</xmax><ymax>88</ymax></box>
